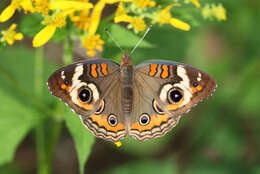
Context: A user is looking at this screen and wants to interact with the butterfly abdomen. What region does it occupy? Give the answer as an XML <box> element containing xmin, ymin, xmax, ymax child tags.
<box><xmin>121</xmin><ymin>65</ymin><xmax>134</xmax><ymax>116</ymax></box>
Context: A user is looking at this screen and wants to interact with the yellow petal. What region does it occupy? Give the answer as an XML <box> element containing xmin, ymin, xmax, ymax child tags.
<box><xmin>164</xmin><ymin>3</ymin><xmax>181</xmax><ymax>12</ymax></box>
<box><xmin>0</xmin><ymin>5</ymin><xmax>16</xmax><ymax>22</ymax></box>
<box><xmin>191</xmin><ymin>0</ymin><xmax>200</xmax><ymax>8</ymax></box>
<box><xmin>88</xmin><ymin>1</ymin><xmax>105</xmax><ymax>35</ymax></box>
<box><xmin>105</xmin><ymin>0</ymin><xmax>134</xmax><ymax>4</ymax></box>
<box><xmin>6</xmin><ymin>38</ymin><xmax>14</xmax><ymax>45</ymax></box>
<box><xmin>9</xmin><ymin>23</ymin><xmax>17</xmax><ymax>30</ymax></box>
<box><xmin>14</xmin><ymin>33</ymin><xmax>23</xmax><ymax>40</ymax></box>
<box><xmin>170</xmin><ymin>18</ymin><xmax>190</xmax><ymax>31</ymax></box>
<box><xmin>20</xmin><ymin>0</ymin><xmax>33</xmax><ymax>12</ymax></box>
<box><xmin>114</xmin><ymin>15</ymin><xmax>133</xmax><ymax>23</ymax></box>
<box><xmin>115</xmin><ymin>2</ymin><xmax>126</xmax><ymax>17</ymax></box>
<box><xmin>50</xmin><ymin>1</ymin><xmax>93</xmax><ymax>10</ymax></box>
<box><xmin>33</xmin><ymin>25</ymin><xmax>56</xmax><ymax>47</ymax></box>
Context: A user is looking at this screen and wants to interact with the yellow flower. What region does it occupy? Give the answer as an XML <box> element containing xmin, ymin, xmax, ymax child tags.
<box><xmin>104</xmin><ymin>0</ymin><xmax>133</xmax><ymax>4</ymax></box>
<box><xmin>114</xmin><ymin>141</ymin><xmax>122</xmax><ymax>147</ymax></box>
<box><xmin>0</xmin><ymin>0</ymin><xmax>33</xmax><ymax>22</ymax></box>
<box><xmin>115</xmin><ymin>15</ymin><xmax>146</xmax><ymax>32</ymax></box>
<box><xmin>88</xmin><ymin>0</ymin><xmax>106</xmax><ymax>35</ymax></box>
<box><xmin>131</xmin><ymin>17</ymin><xmax>146</xmax><ymax>31</ymax></box>
<box><xmin>115</xmin><ymin>2</ymin><xmax>127</xmax><ymax>17</ymax></box>
<box><xmin>212</xmin><ymin>4</ymin><xmax>227</xmax><ymax>21</ymax></box>
<box><xmin>190</xmin><ymin>0</ymin><xmax>200</xmax><ymax>8</ymax></box>
<box><xmin>157</xmin><ymin>4</ymin><xmax>190</xmax><ymax>31</ymax></box>
<box><xmin>49</xmin><ymin>1</ymin><xmax>93</xmax><ymax>11</ymax></box>
<box><xmin>70</xmin><ymin>10</ymin><xmax>91</xmax><ymax>31</ymax></box>
<box><xmin>1</xmin><ymin>24</ymin><xmax>23</xmax><ymax>45</ymax></box>
<box><xmin>32</xmin><ymin>0</ymin><xmax>94</xmax><ymax>47</ymax></box>
<box><xmin>135</xmin><ymin>0</ymin><xmax>156</xmax><ymax>8</ymax></box>
<box><xmin>88</xmin><ymin>0</ymin><xmax>130</xmax><ymax>35</ymax></box>
<box><xmin>115</xmin><ymin>2</ymin><xmax>147</xmax><ymax>32</ymax></box>
<box><xmin>32</xmin><ymin>0</ymin><xmax>50</xmax><ymax>16</ymax></box>
<box><xmin>83</xmin><ymin>34</ymin><xmax>104</xmax><ymax>57</ymax></box>
<box><xmin>33</xmin><ymin>12</ymin><xmax>69</xmax><ymax>47</ymax></box>
<box><xmin>201</xmin><ymin>4</ymin><xmax>212</xmax><ymax>19</ymax></box>
<box><xmin>202</xmin><ymin>3</ymin><xmax>227</xmax><ymax>21</ymax></box>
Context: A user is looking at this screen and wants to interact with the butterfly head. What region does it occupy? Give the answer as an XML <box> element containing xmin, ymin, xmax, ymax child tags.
<box><xmin>121</xmin><ymin>51</ymin><xmax>132</xmax><ymax>66</ymax></box>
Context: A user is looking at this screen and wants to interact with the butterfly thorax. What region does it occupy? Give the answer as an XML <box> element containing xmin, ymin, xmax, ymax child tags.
<box><xmin>120</xmin><ymin>52</ymin><xmax>134</xmax><ymax>119</ymax></box>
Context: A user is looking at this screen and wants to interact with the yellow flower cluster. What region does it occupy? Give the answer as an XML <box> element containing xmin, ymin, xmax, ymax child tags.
<box><xmin>202</xmin><ymin>3</ymin><xmax>227</xmax><ymax>21</ymax></box>
<box><xmin>0</xmin><ymin>24</ymin><xmax>23</xmax><ymax>45</ymax></box>
<box><xmin>0</xmin><ymin>0</ymin><xmax>227</xmax><ymax>57</ymax></box>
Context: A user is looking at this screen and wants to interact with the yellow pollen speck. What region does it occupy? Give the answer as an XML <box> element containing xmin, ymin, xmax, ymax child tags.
<box><xmin>114</xmin><ymin>141</ymin><xmax>122</xmax><ymax>147</ymax></box>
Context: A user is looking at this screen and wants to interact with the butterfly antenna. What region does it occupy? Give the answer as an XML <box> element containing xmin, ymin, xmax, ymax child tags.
<box><xmin>130</xmin><ymin>25</ymin><xmax>152</xmax><ymax>56</ymax></box>
<box><xmin>105</xmin><ymin>28</ymin><xmax>123</xmax><ymax>52</ymax></box>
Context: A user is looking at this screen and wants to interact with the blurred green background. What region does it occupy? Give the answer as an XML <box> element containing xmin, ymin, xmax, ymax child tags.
<box><xmin>1</xmin><ymin>0</ymin><xmax>260</xmax><ymax>174</ymax></box>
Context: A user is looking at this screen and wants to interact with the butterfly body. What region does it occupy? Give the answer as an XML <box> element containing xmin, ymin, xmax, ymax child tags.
<box><xmin>47</xmin><ymin>52</ymin><xmax>216</xmax><ymax>142</ymax></box>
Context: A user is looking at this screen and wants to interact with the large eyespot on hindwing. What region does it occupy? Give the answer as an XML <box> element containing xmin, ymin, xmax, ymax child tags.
<box><xmin>139</xmin><ymin>113</ymin><xmax>150</xmax><ymax>126</ymax></box>
<box><xmin>107</xmin><ymin>114</ymin><xmax>118</xmax><ymax>127</ymax></box>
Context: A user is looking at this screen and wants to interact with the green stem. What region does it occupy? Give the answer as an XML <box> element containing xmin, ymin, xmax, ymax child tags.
<box><xmin>35</xmin><ymin>47</ymin><xmax>48</xmax><ymax>174</ymax></box>
<box><xmin>63</xmin><ymin>37</ymin><xmax>73</xmax><ymax>65</ymax></box>
<box><xmin>46</xmin><ymin>117</ymin><xmax>63</xmax><ymax>167</ymax></box>
<box><xmin>35</xmin><ymin>38</ymin><xmax>73</xmax><ymax>174</ymax></box>
<box><xmin>35</xmin><ymin>47</ymin><xmax>43</xmax><ymax>98</ymax></box>
<box><xmin>40</xmin><ymin>38</ymin><xmax>74</xmax><ymax>173</ymax></box>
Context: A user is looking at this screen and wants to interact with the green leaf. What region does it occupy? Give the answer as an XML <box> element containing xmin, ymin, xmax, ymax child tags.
<box><xmin>101</xmin><ymin>158</ymin><xmax>177</xmax><ymax>174</ymax></box>
<box><xmin>64</xmin><ymin>107</ymin><xmax>95</xmax><ymax>174</ymax></box>
<box><xmin>103</xmin><ymin>24</ymin><xmax>155</xmax><ymax>61</ymax></box>
<box><xmin>0</xmin><ymin>88</ymin><xmax>41</xmax><ymax>165</ymax></box>
<box><xmin>51</xmin><ymin>27</ymin><xmax>70</xmax><ymax>43</ymax></box>
<box><xmin>108</xmin><ymin>24</ymin><xmax>154</xmax><ymax>48</ymax></box>
<box><xmin>103</xmin><ymin>25</ymin><xmax>190</xmax><ymax>64</ymax></box>
<box><xmin>0</xmin><ymin>46</ymin><xmax>55</xmax><ymax>106</ymax></box>
<box><xmin>20</xmin><ymin>13</ymin><xmax>43</xmax><ymax>37</ymax></box>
